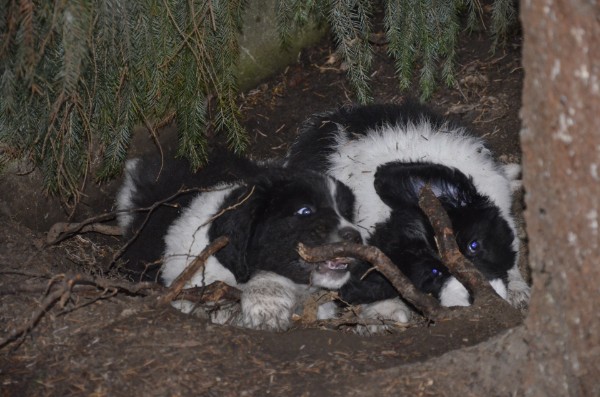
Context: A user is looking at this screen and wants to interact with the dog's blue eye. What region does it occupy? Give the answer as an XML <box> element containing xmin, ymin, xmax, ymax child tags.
<box><xmin>467</xmin><ymin>240</ymin><xmax>481</xmax><ymax>254</ymax></box>
<box><xmin>431</xmin><ymin>268</ymin><xmax>442</xmax><ymax>277</ymax></box>
<box><xmin>295</xmin><ymin>206</ymin><xmax>314</xmax><ymax>216</ymax></box>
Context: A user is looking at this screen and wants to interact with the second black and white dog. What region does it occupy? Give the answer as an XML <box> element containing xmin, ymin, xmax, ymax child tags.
<box><xmin>285</xmin><ymin>101</ymin><xmax>530</xmax><ymax>326</ymax></box>
<box><xmin>116</xmin><ymin>151</ymin><xmax>362</xmax><ymax>331</ymax></box>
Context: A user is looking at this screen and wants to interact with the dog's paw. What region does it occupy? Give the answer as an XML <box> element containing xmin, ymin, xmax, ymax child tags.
<box><xmin>353</xmin><ymin>298</ymin><xmax>413</xmax><ymax>335</ymax></box>
<box><xmin>317</xmin><ymin>301</ymin><xmax>340</xmax><ymax>320</ymax></box>
<box><xmin>502</xmin><ymin>163</ymin><xmax>523</xmax><ymax>192</ymax></box>
<box><xmin>502</xmin><ymin>163</ymin><xmax>521</xmax><ymax>179</ymax></box>
<box><xmin>170</xmin><ymin>299</ymin><xmax>196</xmax><ymax>314</ymax></box>
<box><xmin>509</xmin><ymin>179</ymin><xmax>523</xmax><ymax>192</ymax></box>
<box><xmin>240</xmin><ymin>299</ymin><xmax>295</xmax><ymax>331</ymax></box>
<box><xmin>507</xmin><ymin>277</ymin><xmax>531</xmax><ymax>311</ymax></box>
<box><xmin>238</xmin><ymin>271</ymin><xmax>302</xmax><ymax>331</ymax></box>
<box><xmin>506</xmin><ymin>266</ymin><xmax>531</xmax><ymax>310</ymax></box>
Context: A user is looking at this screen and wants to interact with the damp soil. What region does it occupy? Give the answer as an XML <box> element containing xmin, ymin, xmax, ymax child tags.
<box><xmin>0</xmin><ymin>16</ymin><xmax>528</xmax><ymax>397</ymax></box>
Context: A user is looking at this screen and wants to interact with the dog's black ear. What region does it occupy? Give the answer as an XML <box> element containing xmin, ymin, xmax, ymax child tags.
<box><xmin>374</xmin><ymin>162</ymin><xmax>477</xmax><ymax>208</ymax></box>
<box><xmin>373</xmin><ymin>162</ymin><xmax>416</xmax><ymax>207</ymax></box>
<box><xmin>207</xmin><ymin>183</ymin><xmax>268</xmax><ymax>283</ymax></box>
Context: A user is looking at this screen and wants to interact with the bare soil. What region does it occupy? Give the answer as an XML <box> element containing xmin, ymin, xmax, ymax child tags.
<box><xmin>0</xmin><ymin>15</ymin><xmax>528</xmax><ymax>397</ymax></box>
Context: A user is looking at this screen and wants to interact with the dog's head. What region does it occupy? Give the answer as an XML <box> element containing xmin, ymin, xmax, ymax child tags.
<box><xmin>208</xmin><ymin>168</ymin><xmax>363</xmax><ymax>290</ymax></box>
<box><xmin>446</xmin><ymin>204</ymin><xmax>515</xmax><ymax>280</ymax></box>
<box><xmin>371</xmin><ymin>161</ymin><xmax>516</xmax><ymax>300</ymax></box>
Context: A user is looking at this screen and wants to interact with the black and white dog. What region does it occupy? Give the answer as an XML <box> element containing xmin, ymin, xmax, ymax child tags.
<box><xmin>285</xmin><ymin>101</ymin><xmax>530</xmax><ymax>325</ymax></box>
<box><xmin>116</xmin><ymin>151</ymin><xmax>362</xmax><ymax>331</ymax></box>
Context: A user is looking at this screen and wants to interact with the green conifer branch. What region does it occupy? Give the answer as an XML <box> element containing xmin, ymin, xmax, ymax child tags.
<box><xmin>0</xmin><ymin>0</ymin><xmax>516</xmax><ymax>205</ymax></box>
<box><xmin>276</xmin><ymin>0</ymin><xmax>322</xmax><ymax>49</ymax></box>
<box><xmin>329</xmin><ymin>0</ymin><xmax>373</xmax><ymax>104</ymax></box>
<box><xmin>491</xmin><ymin>0</ymin><xmax>516</xmax><ymax>49</ymax></box>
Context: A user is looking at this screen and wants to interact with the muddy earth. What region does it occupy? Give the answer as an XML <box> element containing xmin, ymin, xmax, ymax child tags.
<box><xmin>1</xmin><ymin>14</ymin><xmax>529</xmax><ymax>397</ymax></box>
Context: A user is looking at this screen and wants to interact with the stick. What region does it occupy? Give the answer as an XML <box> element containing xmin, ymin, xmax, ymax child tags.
<box><xmin>417</xmin><ymin>185</ymin><xmax>505</xmax><ymax>302</ymax></box>
<box><xmin>111</xmin><ymin>185</ymin><xmax>249</xmax><ymax>269</ymax></box>
<box><xmin>0</xmin><ymin>276</ymin><xmax>73</xmax><ymax>349</ymax></box>
<box><xmin>46</xmin><ymin>185</ymin><xmax>231</xmax><ymax>246</ymax></box>
<box><xmin>176</xmin><ymin>281</ymin><xmax>241</xmax><ymax>303</ymax></box>
<box><xmin>46</xmin><ymin>212</ymin><xmax>120</xmax><ymax>245</ymax></box>
<box><xmin>297</xmin><ymin>242</ymin><xmax>448</xmax><ymax>321</ymax></box>
<box><xmin>158</xmin><ymin>236</ymin><xmax>230</xmax><ymax>305</ymax></box>
<box><xmin>46</xmin><ymin>222</ymin><xmax>122</xmax><ymax>244</ymax></box>
<box><xmin>418</xmin><ymin>185</ymin><xmax>522</xmax><ymax>327</ymax></box>
<box><xmin>0</xmin><ymin>270</ymin><xmax>240</xmax><ymax>350</ymax></box>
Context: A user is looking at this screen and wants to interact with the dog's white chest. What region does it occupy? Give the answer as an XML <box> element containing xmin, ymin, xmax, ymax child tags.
<box><xmin>161</xmin><ymin>185</ymin><xmax>238</xmax><ymax>288</ymax></box>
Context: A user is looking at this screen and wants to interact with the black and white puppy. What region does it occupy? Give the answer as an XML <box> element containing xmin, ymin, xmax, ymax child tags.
<box><xmin>285</xmin><ymin>101</ymin><xmax>530</xmax><ymax>325</ymax></box>
<box><xmin>116</xmin><ymin>151</ymin><xmax>362</xmax><ymax>331</ymax></box>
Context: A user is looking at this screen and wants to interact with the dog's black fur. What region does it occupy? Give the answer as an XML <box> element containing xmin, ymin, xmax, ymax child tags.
<box><xmin>116</xmin><ymin>150</ymin><xmax>363</xmax><ymax>330</ymax></box>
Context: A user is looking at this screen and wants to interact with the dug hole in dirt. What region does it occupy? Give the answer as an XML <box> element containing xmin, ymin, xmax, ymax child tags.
<box><xmin>0</xmin><ymin>18</ymin><xmax>530</xmax><ymax>397</ymax></box>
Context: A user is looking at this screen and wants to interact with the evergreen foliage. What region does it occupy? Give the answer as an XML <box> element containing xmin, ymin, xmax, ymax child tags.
<box><xmin>0</xmin><ymin>0</ymin><xmax>517</xmax><ymax>205</ymax></box>
<box><xmin>275</xmin><ymin>0</ymin><xmax>512</xmax><ymax>103</ymax></box>
<box><xmin>0</xmin><ymin>0</ymin><xmax>247</xmax><ymax>205</ymax></box>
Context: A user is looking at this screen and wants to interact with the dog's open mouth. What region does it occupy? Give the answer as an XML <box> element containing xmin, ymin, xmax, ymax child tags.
<box><xmin>316</xmin><ymin>257</ymin><xmax>353</xmax><ymax>274</ymax></box>
<box><xmin>309</xmin><ymin>257</ymin><xmax>355</xmax><ymax>289</ymax></box>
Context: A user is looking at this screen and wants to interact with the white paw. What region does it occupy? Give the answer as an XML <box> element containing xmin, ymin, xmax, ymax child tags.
<box><xmin>240</xmin><ymin>302</ymin><xmax>293</xmax><ymax>331</ymax></box>
<box><xmin>171</xmin><ymin>300</ymin><xmax>196</xmax><ymax>314</ymax></box>
<box><xmin>353</xmin><ymin>298</ymin><xmax>413</xmax><ymax>335</ymax></box>
<box><xmin>507</xmin><ymin>269</ymin><xmax>531</xmax><ymax>310</ymax></box>
<box><xmin>207</xmin><ymin>302</ymin><xmax>242</xmax><ymax>325</ymax></box>
<box><xmin>172</xmin><ymin>299</ymin><xmax>243</xmax><ymax>326</ymax></box>
<box><xmin>503</xmin><ymin>163</ymin><xmax>522</xmax><ymax>181</ymax></box>
<box><xmin>489</xmin><ymin>278</ymin><xmax>508</xmax><ymax>300</ymax></box>
<box><xmin>317</xmin><ymin>301</ymin><xmax>340</xmax><ymax>320</ymax></box>
<box><xmin>502</xmin><ymin>163</ymin><xmax>523</xmax><ymax>192</ymax></box>
<box><xmin>510</xmin><ymin>179</ymin><xmax>523</xmax><ymax>192</ymax></box>
<box><xmin>237</xmin><ymin>271</ymin><xmax>302</xmax><ymax>331</ymax></box>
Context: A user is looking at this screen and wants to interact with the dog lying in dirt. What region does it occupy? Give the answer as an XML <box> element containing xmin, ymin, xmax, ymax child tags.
<box><xmin>116</xmin><ymin>151</ymin><xmax>362</xmax><ymax>331</ymax></box>
<box><xmin>285</xmin><ymin>101</ymin><xmax>530</xmax><ymax>327</ymax></box>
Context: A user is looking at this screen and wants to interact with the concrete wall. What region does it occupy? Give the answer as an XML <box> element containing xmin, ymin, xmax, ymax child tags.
<box><xmin>237</xmin><ymin>0</ymin><xmax>326</xmax><ymax>89</ymax></box>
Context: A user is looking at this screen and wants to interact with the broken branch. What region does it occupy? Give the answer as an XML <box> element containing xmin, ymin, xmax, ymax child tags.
<box><xmin>159</xmin><ymin>235</ymin><xmax>230</xmax><ymax>305</ymax></box>
<box><xmin>297</xmin><ymin>242</ymin><xmax>448</xmax><ymax>321</ymax></box>
<box><xmin>0</xmin><ymin>269</ymin><xmax>240</xmax><ymax>350</ymax></box>
<box><xmin>176</xmin><ymin>281</ymin><xmax>241</xmax><ymax>303</ymax></box>
<box><xmin>417</xmin><ymin>185</ymin><xmax>505</xmax><ymax>302</ymax></box>
<box><xmin>418</xmin><ymin>184</ymin><xmax>522</xmax><ymax>327</ymax></box>
<box><xmin>47</xmin><ymin>222</ymin><xmax>122</xmax><ymax>244</ymax></box>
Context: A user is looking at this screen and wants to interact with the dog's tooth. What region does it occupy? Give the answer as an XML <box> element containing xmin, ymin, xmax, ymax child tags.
<box><xmin>326</xmin><ymin>260</ymin><xmax>348</xmax><ymax>270</ymax></box>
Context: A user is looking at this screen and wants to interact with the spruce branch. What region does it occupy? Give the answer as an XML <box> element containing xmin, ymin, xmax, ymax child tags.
<box><xmin>0</xmin><ymin>0</ymin><xmax>517</xmax><ymax>204</ymax></box>
<box><xmin>491</xmin><ymin>0</ymin><xmax>517</xmax><ymax>49</ymax></box>
<box><xmin>329</xmin><ymin>0</ymin><xmax>374</xmax><ymax>104</ymax></box>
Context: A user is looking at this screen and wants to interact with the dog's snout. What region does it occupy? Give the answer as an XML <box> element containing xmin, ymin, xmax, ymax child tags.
<box><xmin>338</xmin><ymin>227</ymin><xmax>362</xmax><ymax>243</ymax></box>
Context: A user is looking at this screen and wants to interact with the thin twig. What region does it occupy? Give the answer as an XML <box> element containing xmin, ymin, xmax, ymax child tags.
<box><xmin>0</xmin><ymin>277</ymin><xmax>71</xmax><ymax>349</ymax></box>
<box><xmin>159</xmin><ymin>235</ymin><xmax>229</xmax><ymax>305</ymax></box>
<box><xmin>46</xmin><ymin>211</ymin><xmax>120</xmax><ymax>245</ymax></box>
<box><xmin>0</xmin><ymin>269</ymin><xmax>240</xmax><ymax>350</ymax></box>
<box><xmin>46</xmin><ymin>185</ymin><xmax>229</xmax><ymax>247</ymax></box>
<box><xmin>46</xmin><ymin>222</ymin><xmax>122</xmax><ymax>244</ymax></box>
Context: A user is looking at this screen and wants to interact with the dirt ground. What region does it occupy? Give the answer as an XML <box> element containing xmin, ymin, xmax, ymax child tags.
<box><xmin>1</xmin><ymin>13</ymin><xmax>528</xmax><ymax>397</ymax></box>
